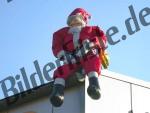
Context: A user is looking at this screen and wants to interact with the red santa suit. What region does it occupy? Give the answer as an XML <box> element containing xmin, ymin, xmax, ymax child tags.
<box><xmin>52</xmin><ymin>25</ymin><xmax>107</xmax><ymax>80</ymax></box>
<box><xmin>50</xmin><ymin>8</ymin><xmax>108</xmax><ymax>107</ymax></box>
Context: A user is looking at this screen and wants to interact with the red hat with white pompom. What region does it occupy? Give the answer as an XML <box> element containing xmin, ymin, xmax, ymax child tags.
<box><xmin>67</xmin><ymin>8</ymin><xmax>91</xmax><ymax>26</ymax></box>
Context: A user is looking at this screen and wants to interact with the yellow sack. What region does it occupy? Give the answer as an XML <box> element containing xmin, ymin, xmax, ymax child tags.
<box><xmin>100</xmin><ymin>50</ymin><xmax>109</xmax><ymax>69</ymax></box>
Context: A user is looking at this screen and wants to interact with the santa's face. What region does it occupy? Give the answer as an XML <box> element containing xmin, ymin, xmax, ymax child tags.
<box><xmin>69</xmin><ymin>15</ymin><xmax>85</xmax><ymax>27</ymax></box>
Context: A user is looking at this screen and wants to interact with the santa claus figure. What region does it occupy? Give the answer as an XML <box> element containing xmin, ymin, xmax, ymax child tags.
<box><xmin>50</xmin><ymin>8</ymin><xmax>109</xmax><ymax>107</ymax></box>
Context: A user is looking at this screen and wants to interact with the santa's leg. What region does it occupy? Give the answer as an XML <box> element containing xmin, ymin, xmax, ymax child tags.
<box><xmin>87</xmin><ymin>71</ymin><xmax>101</xmax><ymax>99</ymax></box>
<box><xmin>50</xmin><ymin>63</ymin><xmax>78</xmax><ymax>107</ymax></box>
<box><xmin>50</xmin><ymin>77</ymin><xmax>65</xmax><ymax>107</ymax></box>
<box><xmin>82</xmin><ymin>49</ymin><xmax>101</xmax><ymax>100</ymax></box>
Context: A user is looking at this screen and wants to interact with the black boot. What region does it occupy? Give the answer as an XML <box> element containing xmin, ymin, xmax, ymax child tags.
<box><xmin>50</xmin><ymin>84</ymin><xmax>64</xmax><ymax>107</ymax></box>
<box><xmin>87</xmin><ymin>77</ymin><xmax>101</xmax><ymax>100</ymax></box>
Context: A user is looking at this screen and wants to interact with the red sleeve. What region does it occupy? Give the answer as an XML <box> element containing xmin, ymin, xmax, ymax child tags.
<box><xmin>94</xmin><ymin>26</ymin><xmax>107</xmax><ymax>50</ymax></box>
<box><xmin>52</xmin><ymin>31</ymin><xmax>64</xmax><ymax>57</ymax></box>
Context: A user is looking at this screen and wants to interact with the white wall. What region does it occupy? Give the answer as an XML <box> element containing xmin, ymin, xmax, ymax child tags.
<box><xmin>85</xmin><ymin>76</ymin><xmax>131</xmax><ymax>113</ymax></box>
<box><xmin>53</xmin><ymin>85</ymin><xmax>85</xmax><ymax>113</ymax></box>
<box><xmin>132</xmin><ymin>85</ymin><xmax>150</xmax><ymax>113</ymax></box>
<box><xmin>85</xmin><ymin>71</ymin><xmax>150</xmax><ymax>113</ymax></box>
<box><xmin>1</xmin><ymin>71</ymin><xmax>150</xmax><ymax>113</ymax></box>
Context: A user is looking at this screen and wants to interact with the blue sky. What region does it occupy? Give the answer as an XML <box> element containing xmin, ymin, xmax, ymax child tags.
<box><xmin>0</xmin><ymin>0</ymin><xmax>150</xmax><ymax>99</ymax></box>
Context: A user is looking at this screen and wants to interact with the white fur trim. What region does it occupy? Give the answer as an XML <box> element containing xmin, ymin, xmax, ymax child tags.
<box><xmin>57</xmin><ymin>50</ymin><xmax>65</xmax><ymax>59</ymax></box>
<box><xmin>54</xmin><ymin>78</ymin><xmax>65</xmax><ymax>86</ymax></box>
<box><xmin>88</xmin><ymin>71</ymin><xmax>99</xmax><ymax>79</ymax></box>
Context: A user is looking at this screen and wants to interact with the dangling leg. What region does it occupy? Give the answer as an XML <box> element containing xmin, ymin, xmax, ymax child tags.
<box><xmin>50</xmin><ymin>78</ymin><xmax>65</xmax><ymax>107</ymax></box>
<box><xmin>82</xmin><ymin>48</ymin><xmax>101</xmax><ymax>99</ymax></box>
<box><xmin>50</xmin><ymin>63</ymin><xmax>78</xmax><ymax>107</ymax></box>
<box><xmin>87</xmin><ymin>71</ymin><xmax>101</xmax><ymax>99</ymax></box>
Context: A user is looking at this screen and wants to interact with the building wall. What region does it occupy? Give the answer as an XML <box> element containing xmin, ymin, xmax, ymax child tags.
<box><xmin>132</xmin><ymin>85</ymin><xmax>150</xmax><ymax>113</ymax></box>
<box><xmin>86</xmin><ymin>71</ymin><xmax>150</xmax><ymax>113</ymax></box>
<box><xmin>9</xmin><ymin>97</ymin><xmax>52</xmax><ymax>113</ymax></box>
<box><xmin>6</xmin><ymin>85</ymin><xmax>85</xmax><ymax>113</ymax></box>
<box><xmin>1</xmin><ymin>71</ymin><xmax>150</xmax><ymax>113</ymax></box>
<box><xmin>52</xmin><ymin>86</ymin><xmax>85</xmax><ymax>113</ymax></box>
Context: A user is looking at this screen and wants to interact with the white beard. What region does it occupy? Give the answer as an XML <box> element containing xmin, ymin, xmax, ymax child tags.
<box><xmin>68</xmin><ymin>26</ymin><xmax>82</xmax><ymax>48</ymax></box>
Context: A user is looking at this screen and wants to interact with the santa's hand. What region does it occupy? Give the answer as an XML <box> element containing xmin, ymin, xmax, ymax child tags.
<box><xmin>57</xmin><ymin>50</ymin><xmax>76</xmax><ymax>64</ymax></box>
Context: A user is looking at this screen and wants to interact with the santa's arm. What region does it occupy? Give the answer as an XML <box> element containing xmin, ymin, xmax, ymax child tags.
<box><xmin>95</xmin><ymin>26</ymin><xmax>107</xmax><ymax>50</ymax></box>
<box><xmin>52</xmin><ymin>32</ymin><xmax>65</xmax><ymax>59</ymax></box>
<box><xmin>95</xmin><ymin>26</ymin><xmax>109</xmax><ymax>69</ymax></box>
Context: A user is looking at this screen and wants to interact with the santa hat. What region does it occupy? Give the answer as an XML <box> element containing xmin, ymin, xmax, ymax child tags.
<box><xmin>67</xmin><ymin>8</ymin><xmax>91</xmax><ymax>26</ymax></box>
